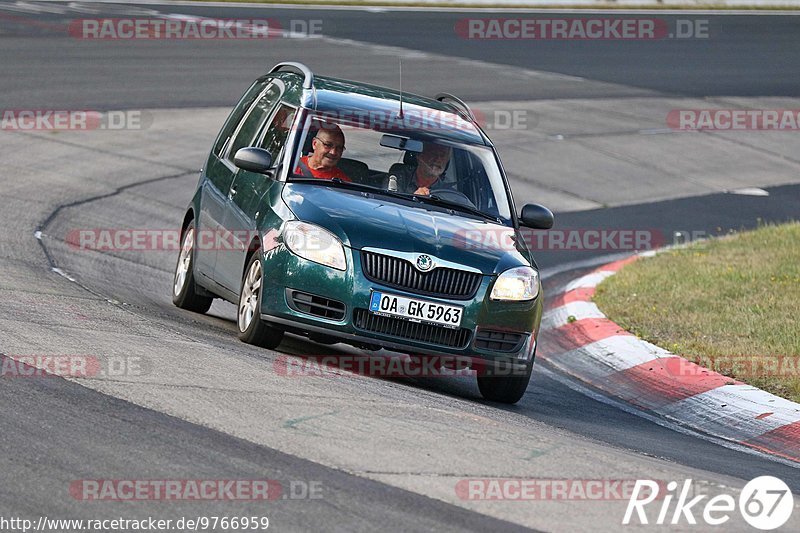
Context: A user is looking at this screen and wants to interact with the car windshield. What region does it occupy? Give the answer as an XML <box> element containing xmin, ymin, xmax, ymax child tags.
<box><xmin>289</xmin><ymin>114</ymin><xmax>513</xmax><ymax>224</ymax></box>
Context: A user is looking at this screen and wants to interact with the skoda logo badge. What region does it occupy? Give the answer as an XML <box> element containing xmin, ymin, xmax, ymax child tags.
<box><xmin>416</xmin><ymin>254</ymin><xmax>434</xmax><ymax>272</ymax></box>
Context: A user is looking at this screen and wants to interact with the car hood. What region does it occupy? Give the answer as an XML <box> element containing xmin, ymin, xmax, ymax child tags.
<box><xmin>282</xmin><ymin>183</ymin><xmax>531</xmax><ymax>275</ymax></box>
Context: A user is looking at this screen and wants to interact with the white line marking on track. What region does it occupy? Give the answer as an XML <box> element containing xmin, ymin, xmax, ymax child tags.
<box><xmin>727</xmin><ymin>187</ymin><xmax>770</xmax><ymax>196</ymax></box>
<box><xmin>66</xmin><ymin>2</ymin><xmax>101</xmax><ymax>14</ymax></box>
<box><xmin>51</xmin><ymin>267</ymin><xmax>77</xmax><ymax>282</ymax></box>
<box><xmin>0</xmin><ymin>1</ymin><xmax>65</xmax><ymax>14</ymax></box>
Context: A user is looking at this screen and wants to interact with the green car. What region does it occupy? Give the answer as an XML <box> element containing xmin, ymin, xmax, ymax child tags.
<box><xmin>172</xmin><ymin>62</ymin><xmax>554</xmax><ymax>404</ymax></box>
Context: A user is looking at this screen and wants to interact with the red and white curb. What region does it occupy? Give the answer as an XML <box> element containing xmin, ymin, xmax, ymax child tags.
<box><xmin>540</xmin><ymin>253</ymin><xmax>800</xmax><ymax>464</ymax></box>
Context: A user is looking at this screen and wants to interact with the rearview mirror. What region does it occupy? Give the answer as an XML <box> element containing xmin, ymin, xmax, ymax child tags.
<box><xmin>380</xmin><ymin>135</ymin><xmax>423</xmax><ymax>153</ymax></box>
<box><xmin>520</xmin><ymin>204</ymin><xmax>554</xmax><ymax>229</ymax></box>
<box><xmin>234</xmin><ymin>147</ymin><xmax>273</xmax><ymax>175</ymax></box>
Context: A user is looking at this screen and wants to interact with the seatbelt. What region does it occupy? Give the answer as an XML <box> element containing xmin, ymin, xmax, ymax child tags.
<box><xmin>297</xmin><ymin>158</ymin><xmax>315</xmax><ymax>177</ymax></box>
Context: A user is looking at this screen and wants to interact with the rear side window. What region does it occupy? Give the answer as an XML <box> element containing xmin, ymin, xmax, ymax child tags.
<box><xmin>258</xmin><ymin>104</ymin><xmax>297</xmax><ymax>165</ymax></box>
<box><xmin>212</xmin><ymin>78</ymin><xmax>270</xmax><ymax>157</ymax></box>
<box><xmin>226</xmin><ymin>83</ymin><xmax>282</xmax><ymax>162</ymax></box>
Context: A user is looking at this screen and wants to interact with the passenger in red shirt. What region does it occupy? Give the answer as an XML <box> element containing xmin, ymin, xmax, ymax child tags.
<box><xmin>295</xmin><ymin>124</ymin><xmax>351</xmax><ymax>182</ymax></box>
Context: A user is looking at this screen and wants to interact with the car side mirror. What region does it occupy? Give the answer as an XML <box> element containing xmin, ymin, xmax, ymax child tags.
<box><xmin>520</xmin><ymin>203</ymin><xmax>554</xmax><ymax>229</ymax></box>
<box><xmin>234</xmin><ymin>147</ymin><xmax>273</xmax><ymax>175</ymax></box>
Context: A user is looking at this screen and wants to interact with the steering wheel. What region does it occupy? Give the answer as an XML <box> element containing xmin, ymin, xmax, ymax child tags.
<box><xmin>431</xmin><ymin>189</ymin><xmax>477</xmax><ymax>209</ymax></box>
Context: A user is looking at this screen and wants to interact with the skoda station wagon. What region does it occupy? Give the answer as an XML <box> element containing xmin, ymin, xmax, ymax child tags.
<box><xmin>172</xmin><ymin>62</ymin><xmax>554</xmax><ymax>404</ymax></box>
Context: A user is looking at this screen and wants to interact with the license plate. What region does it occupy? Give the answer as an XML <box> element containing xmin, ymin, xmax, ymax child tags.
<box><xmin>369</xmin><ymin>291</ymin><xmax>463</xmax><ymax>328</ymax></box>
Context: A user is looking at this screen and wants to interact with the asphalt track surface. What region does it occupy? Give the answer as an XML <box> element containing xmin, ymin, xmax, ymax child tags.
<box><xmin>1</xmin><ymin>2</ymin><xmax>800</xmax><ymax>532</ymax></box>
<box><xmin>3</xmin><ymin>3</ymin><xmax>800</xmax><ymax>108</ymax></box>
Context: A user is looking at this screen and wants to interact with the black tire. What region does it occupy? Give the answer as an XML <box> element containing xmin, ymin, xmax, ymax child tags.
<box><xmin>237</xmin><ymin>251</ymin><xmax>284</xmax><ymax>349</ymax></box>
<box><xmin>172</xmin><ymin>221</ymin><xmax>213</xmax><ymax>314</ymax></box>
<box><xmin>476</xmin><ymin>360</ymin><xmax>533</xmax><ymax>404</ymax></box>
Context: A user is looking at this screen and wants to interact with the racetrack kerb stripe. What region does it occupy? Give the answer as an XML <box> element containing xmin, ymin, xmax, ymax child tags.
<box><xmin>541</xmin><ymin>253</ymin><xmax>800</xmax><ymax>464</ymax></box>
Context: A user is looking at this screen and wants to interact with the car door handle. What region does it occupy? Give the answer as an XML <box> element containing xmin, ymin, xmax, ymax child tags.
<box><xmin>229</xmin><ymin>185</ymin><xmax>237</xmax><ymax>199</ymax></box>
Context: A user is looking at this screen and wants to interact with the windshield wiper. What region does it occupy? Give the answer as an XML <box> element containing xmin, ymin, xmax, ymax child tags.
<box><xmin>416</xmin><ymin>194</ymin><xmax>503</xmax><ymax>223</ymax></box>
<box><xmin>291</xmin><ymin>177</ymin><xmax>414</xmax><ymax>202</ymax></box>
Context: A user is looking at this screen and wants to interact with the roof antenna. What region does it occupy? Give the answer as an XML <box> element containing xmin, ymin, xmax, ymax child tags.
<box><xmin>398</xmin><ymin>59</ymin><xmax>404</xmax><ymax>119</ymax></box>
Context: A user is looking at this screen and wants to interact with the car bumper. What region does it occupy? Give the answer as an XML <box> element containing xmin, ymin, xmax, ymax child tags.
<box><xmin>258</xmin><ymin>246</ymin><xmax>542</xmax><ymax>365</ymax></box>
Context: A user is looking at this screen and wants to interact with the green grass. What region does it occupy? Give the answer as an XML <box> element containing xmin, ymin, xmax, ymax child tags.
<box><xmin>594</xmin><ymin>222</ymin><xmax>800</xmax><ymax>403</ymax></box>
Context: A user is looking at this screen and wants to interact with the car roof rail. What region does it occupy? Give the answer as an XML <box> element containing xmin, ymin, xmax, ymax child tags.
<box><xmin>435</xmin><ymin>93</ymin><xmax>476</xmax><ymax>122</ymax></box>
<box><xmin>269</xmin><ymin>62</ymin><xmax>314</xmax><ymax>90</ymax></box>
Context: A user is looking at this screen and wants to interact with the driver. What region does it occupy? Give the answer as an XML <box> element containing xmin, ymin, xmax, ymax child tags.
<box><xmin>396</xmin><ymin>142</ymin><xmax>452</xmax><ymax>196</ymax></box>
<box><xmin>295</xmin><ymin>123</ymin><xmax>351</xmax><ymax>182</ymax></box>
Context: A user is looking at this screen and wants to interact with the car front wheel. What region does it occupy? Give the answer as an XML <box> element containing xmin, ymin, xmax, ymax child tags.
<box><xmin>238</xmin><ymin>252</ymin><xmax>284</xmax><ymax>349</ymax></box>
<box><xmin>172</xmin><ymin>221</ymin><xmax>213</xmax><ymax>313</ymax></box>
<box><xmin>476</xmin><ymin>360</ymin><xmax>533</xmax><ymax>404</ymax></box>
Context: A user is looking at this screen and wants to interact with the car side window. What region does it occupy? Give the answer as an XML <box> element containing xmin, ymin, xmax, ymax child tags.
<box><xmin>258</xmin><ymin>104</ymin><xmax>297</xmax><ymax>166</ymax></box>
<box><xmin>212</xmin><ymin>77</ymin><xmax>270</xmax><ymax>158</ymax></box>
<box><xmin>226</xmin><ymin>83</ymin><xmax>282</xmax><ymax>162</ymax></box>
<box><xmin>455</xmin><ymin>149</ymin><xmax>496</xmax><ymax>214</ymax></box>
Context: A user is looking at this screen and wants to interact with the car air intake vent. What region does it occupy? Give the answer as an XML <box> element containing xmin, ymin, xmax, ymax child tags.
<box><xmin>474</xmin><ymin>330</ymin><xmax>525</xmax><ymax>353</ymax></box>
<box><xmin>353</xmin><ymin>309</ymin><xmax>472</xmax><ymax>349</ymax></box>
<box><xmin>287</xmin><ymin>290</ymin><xmax>346</xmax><ymax>320</ymax></box>
<box><xmin>361</xmin><ymin>251</ymin><xmax>482</xmax><ymax>299</ymax></box>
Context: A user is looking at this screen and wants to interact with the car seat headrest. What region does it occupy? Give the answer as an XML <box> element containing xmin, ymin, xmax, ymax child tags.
<box><xmin>403</xmin><ymin>150</ymin><xmax>418</xmax><ymax>166</ymax></box>
<box><xmin>302</xmin><ymin>128</ymin><xmax>319</xmax><ymax>155</ymax></box>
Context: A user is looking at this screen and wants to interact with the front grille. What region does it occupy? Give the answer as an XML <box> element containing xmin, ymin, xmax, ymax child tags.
<box><xmin>287</xmin><ymin>290</ymin><xmax>346</xmax><ymax>320</ymax></box>
<box><xmin>361</xmin><ymin>251</ymin><xmax>482</xmax><ymax>299</ymax></box>
<box><xmin>474</xmin><ymin>330</ymin><xmax>526</xmax><ymax>353</ymax></box>
<box><xmin>353</xmin><ymin>309</ymin><xmax>472</xmax><ymax>349</ymax></box>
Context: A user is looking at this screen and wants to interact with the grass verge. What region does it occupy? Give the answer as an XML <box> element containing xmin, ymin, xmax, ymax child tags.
<box><xmin>594</xmin><ymin>222</ymin><xmax>800</xmax><ymax>403</ymax></box>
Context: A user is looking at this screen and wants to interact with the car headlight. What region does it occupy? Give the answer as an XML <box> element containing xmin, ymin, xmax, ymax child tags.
<box><xmin>490</xmin><ymin>266</ymin><xmax>539</xmax><ymax>301</ymax></box>
<box><xmin>284</xmin><ymin>221</ymin><xmax>346</xmax><ymax>271</ymax></box>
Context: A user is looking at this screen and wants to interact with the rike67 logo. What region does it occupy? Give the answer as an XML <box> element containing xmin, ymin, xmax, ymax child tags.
<box><xmin>623</xmin><ymin>477</ymin><xmax>794</xmax><ymax>530</ymax></box>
